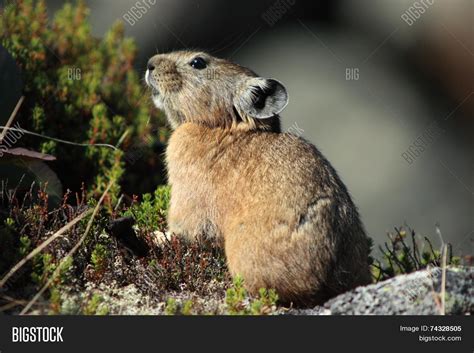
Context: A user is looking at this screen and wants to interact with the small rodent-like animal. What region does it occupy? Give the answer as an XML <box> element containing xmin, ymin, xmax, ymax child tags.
<box><xmin>145</xmin><ymin>51</ymin><xmax>372</xmax><ymax>306</ymax></box>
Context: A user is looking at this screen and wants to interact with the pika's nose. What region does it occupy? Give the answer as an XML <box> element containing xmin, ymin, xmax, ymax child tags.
<box><xmin>147</xmin><ymin>55</ymin><xmax>179</xmax><ymax>78</ymax></box>
<box><xmin>147</xmin><ymin>60</ymin><xmax>155</xmax><ymax>71</ymax></box>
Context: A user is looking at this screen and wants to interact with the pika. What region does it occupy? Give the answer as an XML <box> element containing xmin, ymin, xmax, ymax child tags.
<box><xmin>146</xmin><ymin>51</ymin><xmax>372</xmax><ymax>306</ymax></box>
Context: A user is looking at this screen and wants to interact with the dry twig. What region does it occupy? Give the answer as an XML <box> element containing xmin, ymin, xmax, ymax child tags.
<box><xmin>20</xmin><ymin>179</ymin><xmax>115</xmax><ymax>315</ymax></box>
<box><xmin>0</xmin><ymin>208</ymin><xmax>92</xmax><ymax>289</ymax></box>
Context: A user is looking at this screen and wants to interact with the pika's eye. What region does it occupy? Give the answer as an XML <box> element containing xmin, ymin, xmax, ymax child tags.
<box><xmin>189</xmin><ymin>57</ymin><xmax>207</xmax><ymax>70</ymax></box>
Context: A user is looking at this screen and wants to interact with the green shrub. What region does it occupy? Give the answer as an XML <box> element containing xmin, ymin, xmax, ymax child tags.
<box><xmin>225</xmin><ymin>276</ymin><xmax>279</xmax><ymax>315</ymax></box>
<box><xmin>83</xmin><ymin>293</ymin><xmax>109</xmax><ymax>315</ymax></box>
<box><xmin>31</xmin><ymin>252</ymin><xmax>55</xmax><ymax>285</ymax></box>
<box><xmin>164</xmin><ymin>298</ymin><xmax>194</xmax><ymax>315</ymax></box>
<box><xmin>91</xmin><ymin>243</ymin><xmax>109</xmax><ymax>274</ymax></box>
<box><xmin>0</xmin><ymin>0</ymin><xmax>168</xmax><ymax>199</ymax></box>
<box><xmin>371</xmin><ymin>227</ymin><xmax>461</xmax><ymax>281</ymax></box>
<box><xmin>124</xmin><ymin>185</ymin><xmax>170</xmax><ymax>232</ymax></box>
<box><xmin>0</xmin><ymin>218</ymin><xmax>21</xmax><ymax>275</ymax></box>
<box><xmin>164</xmin><ymin>298</ymin><xmax>178</xmax><ymax>315</ymax></box>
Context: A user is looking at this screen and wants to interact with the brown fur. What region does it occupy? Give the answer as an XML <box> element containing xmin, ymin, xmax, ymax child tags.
<box><xmin>146</xmin><ymin>51</ymin><xmax>372</xmax><ymax>306</ymax></box>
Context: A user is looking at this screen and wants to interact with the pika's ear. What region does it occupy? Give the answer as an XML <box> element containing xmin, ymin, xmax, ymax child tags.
<box><xmin>234</xmin><ymin>78</ymin><xmax>288</xmax><ymax>119</ymax></box>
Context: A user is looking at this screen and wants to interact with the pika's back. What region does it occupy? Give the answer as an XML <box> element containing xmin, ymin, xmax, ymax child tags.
<box><xmin>165</xmin><ymin>122</ymin><xmax>371</xmax><ymax>305</ymax></box>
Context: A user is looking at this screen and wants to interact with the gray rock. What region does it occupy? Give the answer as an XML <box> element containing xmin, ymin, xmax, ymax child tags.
<box><xmin>289</xmin><ymin>267</ymin><xmax>473</xmax><ymax>315</ymax></box>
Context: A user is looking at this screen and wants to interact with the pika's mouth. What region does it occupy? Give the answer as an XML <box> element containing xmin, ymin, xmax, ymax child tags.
<box><xmin>146</xmin><ymin>69</ymin><xmax>165</xmax><ymax>110</ymax></box>
<box><xmin>145</xmin><ymin>69</ymin><xmax>160</xmax><ymax>96</ymax></box>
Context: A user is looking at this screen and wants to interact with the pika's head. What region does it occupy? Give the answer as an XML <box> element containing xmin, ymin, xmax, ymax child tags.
<box><xmin>145</xmin><ymin>51</ymin><xmax>288</xmax><ymax>131</ymax></box>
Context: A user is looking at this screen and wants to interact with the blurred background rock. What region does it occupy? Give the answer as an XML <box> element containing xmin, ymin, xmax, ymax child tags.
<box><xmin>6</xmin><ymin>0</ymin><xmax>474</xmax><ymax>251</ymax></box>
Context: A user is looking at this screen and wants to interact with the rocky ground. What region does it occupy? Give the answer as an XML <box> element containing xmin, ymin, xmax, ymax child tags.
<box><xmin>289</xmin><ymin>267</ymin><xmax>473</xmax><ymax>315</ymax></box>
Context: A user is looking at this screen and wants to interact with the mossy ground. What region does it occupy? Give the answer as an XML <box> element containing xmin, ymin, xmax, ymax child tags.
<box><xmin>0</xmin><ymin>183</ymin><xmax>468</xmax><ymax>315</ymax></box>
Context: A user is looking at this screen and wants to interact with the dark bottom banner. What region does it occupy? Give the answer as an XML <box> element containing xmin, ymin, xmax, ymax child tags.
<box><xmin>0</xmin><ymin>315</ymin><xmax>472</xmax><ymax>352</ymax></box>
